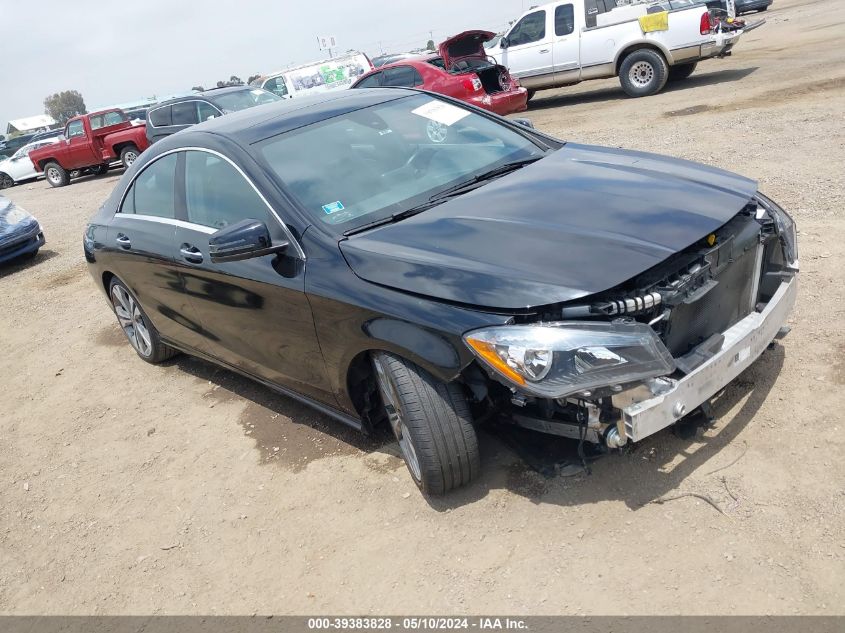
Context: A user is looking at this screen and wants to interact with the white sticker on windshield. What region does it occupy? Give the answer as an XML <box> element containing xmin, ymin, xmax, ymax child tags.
<box><xmin>411</xmin><ymin>100</ymin><xmax>470</xmax><ymax>126</ymax></box>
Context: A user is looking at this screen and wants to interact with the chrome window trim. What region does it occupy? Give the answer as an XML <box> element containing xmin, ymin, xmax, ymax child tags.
<box><xmin>116</xmin><ymin>146</ymin><xmax>306</xmax><ymax>260</ymax></box>
<box><xmin>147</xmin><ymin>100</ymin><xmax>224</xmax><ymax>129</ymax></box>
<box><xmin>117</xmin><ymin>214</ymin><xmax>217</xmax><ymax>234</ymax></box>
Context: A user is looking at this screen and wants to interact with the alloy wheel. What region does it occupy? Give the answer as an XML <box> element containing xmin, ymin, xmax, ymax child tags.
<box><xmin>124</xmin><ymin>151</ymin><xmax>138</xmax><ymax>166</ymax></box>
<box><xmin>111</xmin><ymin>284</ymin><xmax>153</xmax><ymax>357</ymax></box>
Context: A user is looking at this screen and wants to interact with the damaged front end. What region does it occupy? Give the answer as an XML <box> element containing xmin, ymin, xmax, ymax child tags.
<box><xmin>463</xmin><ymin>193</ymin><xmax>798</xmax><ymax>449</ymax></box>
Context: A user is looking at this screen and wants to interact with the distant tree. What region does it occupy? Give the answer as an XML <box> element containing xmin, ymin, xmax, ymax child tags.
<box><xmin>216</xmin><ymin>81</ymin><xmax>226</xmax><ymax>88</ymax></box>
<box><xmin>247</xmin><ymin>73</ymin><xmax>261</xmax><ymax>84</ymax></box>
<box><xmin>43</xmin><ymin>90</ymin><xmax>86</xmax><ymax>125</ymax></box>
<box><xmin>191</xmin><ymin>85</ymin><xmax>205</xmax><ymax>92</ymax></box>
<box><xmin>229</xmin><ymin>75</ymin><xmax>243</xmax><ymax>85</ymax></box>
<box><xmin>426</xmin><ymin>39</ymin><xmax>436</xmax><ymax>51</ymax></box>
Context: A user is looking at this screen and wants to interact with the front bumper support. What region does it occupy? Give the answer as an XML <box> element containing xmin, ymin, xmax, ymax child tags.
<box><xmin>621</xmin><ymin>274</ymin><xmax>798</xmax><ymax>442</ymax></box>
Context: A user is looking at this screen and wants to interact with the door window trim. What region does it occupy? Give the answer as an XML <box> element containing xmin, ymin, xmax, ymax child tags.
<box><xmin>147</xmin><ymin>100</ymin><xmax>223</xmax><ymax>128</ymax></box>
<box><xmin>116</xmin><ymin>146</ymin><xmax>306</xmax><ymax>260</ymax></box>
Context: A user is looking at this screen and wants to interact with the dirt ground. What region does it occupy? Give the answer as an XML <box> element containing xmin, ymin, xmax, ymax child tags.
<box><xmin>1</xmin><ymin>0</ymin><xmax>843</xmax><ymax>616</ymax></box>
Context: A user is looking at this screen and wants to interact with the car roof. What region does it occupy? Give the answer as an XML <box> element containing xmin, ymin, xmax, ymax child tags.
<box><xmin>179</xmin><ymin>87</ymin><xmax>418</xmax><ymax>145</ymax></box>
<box><xmin>153</xmin><ymin>86</ymin><xmax>256</xmax><ymax>108</ymax></box>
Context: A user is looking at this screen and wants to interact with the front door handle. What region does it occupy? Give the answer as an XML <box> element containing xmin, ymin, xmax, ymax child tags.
<box><xmin>539</xmin><ymin>49</ymin><xmax>550</xmax><ymax>53</ymax></box>
<box><xmin>180</xmin><ymin>244</ymin><xmax>204</xmax><ymax>264</ymax></box>
<box><xmin>116</xmin><ymin>234</ymin><xmax>131</xmax><ymax>249</ymax></box>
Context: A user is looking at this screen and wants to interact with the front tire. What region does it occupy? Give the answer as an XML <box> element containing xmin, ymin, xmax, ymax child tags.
<box><xmin>667</xmin><ymin>62</ymin><xmax>697</xmax><ymax>82</ymax></box>
<box><xmin>372</xmin><ymin>352</ymin><xmax>480</xmax><ymax>495</ymax></box>
<box><xmin>619</xmin><ymin>49</ymin><xmax>669</xmax><ymax>97</ymax></box>
<box><xmin>120</xmin><ymin>146</ymin><xmax>139</xmax><ymax>169</ymax></box>
<box><xmin>0</xmin><ymin>172</ymin><xmax>13</xmax><ymax>189</ymax></box>
<box><xmin>91</xmin><ymin>163</ymin><xmax>110</xmax><ymax>175</ymax></box>
<box><xmin>44</xmin><ymin>162</ymin><xmax>69</xmax><ymax>187</ymax></box>
<box><xmin>109</xmin><ymin>278</ymin><xmax>178</xmax><ymax>364</ymax></box>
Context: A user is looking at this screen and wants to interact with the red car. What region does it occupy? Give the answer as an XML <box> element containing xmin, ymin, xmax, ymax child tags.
<box><xmin>29</xmin><ymin>109</ymin><xmax>150</xmax><ymax>187</ymax></box>
<box><xmin>351</xmin><ymin>31</ymin><xmax>527</xmax><ymax>116</ymax></box>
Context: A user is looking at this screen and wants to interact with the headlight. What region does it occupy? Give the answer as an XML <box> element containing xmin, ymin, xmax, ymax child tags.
<box><xmin>464</xmin><ymin>321</ymin><xmax>675</xmax><ymax>398</ymax></box>
<box><xmin>757</xmin><ymin>192</ymin><xmax>797</xmax><ymax>263</ymax></box>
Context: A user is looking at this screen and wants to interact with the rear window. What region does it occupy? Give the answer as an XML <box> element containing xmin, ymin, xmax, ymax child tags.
<box><xmin>381</xmin><ymin>66</ymin><xmax>424</xmax><ymax>88</ymax></box>
<box><xmin>355</xmin><ymin>73</ymin><xmax>382</xmax><ymax>88</ymax></box>
<box><xmin>171</xmin><ymin>101</ymin><xmax>200</xmax><ymax>125</ymax></box>
<box><xmin>90</xmin><ymin>111</ymin><xmax>127</xmax><ymax>130</ymax></box>
<box><xmin>149</xmin><ymin>105</ymin><xmax>172</xmax><ymax>127</ymax></box>
<box><xmin>210</xmin><ymin>88</ymin><xmax>281</xmax><ymax>113</ymax></box>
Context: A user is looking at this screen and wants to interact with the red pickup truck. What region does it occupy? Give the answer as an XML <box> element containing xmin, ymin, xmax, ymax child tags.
<box><xmin>29</xmin><ymin>109</ymin><xmax>150</xmax><ymax>187</ymax></box>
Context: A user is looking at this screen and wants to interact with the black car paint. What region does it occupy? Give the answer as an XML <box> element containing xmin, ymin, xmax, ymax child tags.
<box><xmin>85</xmin><ymin>88</ymin><xmax>758</xmax><ymax>429</ymax></box>
<box><xmin>341</xmin><ymin>142</ymin><xmax>756</xmax><ymax>309</ymax></box>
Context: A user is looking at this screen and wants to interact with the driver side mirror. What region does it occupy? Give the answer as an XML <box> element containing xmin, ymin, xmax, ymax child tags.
<box><xmin>500</xmin><ymin>36</ymin><xmax>510</xmax><ymax>49</ymax></box>
<box><xmin>208</xmin><ymin>219</ymin><xmax>288</xmax><ymax>263</ymax></box>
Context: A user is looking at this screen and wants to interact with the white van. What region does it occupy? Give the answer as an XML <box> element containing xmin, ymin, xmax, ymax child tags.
<box><xmin>250</xmin><ymin>52</ymin><xmax>373</xmax><ymax>99</ymax></box>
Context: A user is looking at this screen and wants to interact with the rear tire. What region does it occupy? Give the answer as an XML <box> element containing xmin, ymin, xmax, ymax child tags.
<box><xmin>619</xmin><ymin>49</ymin><xmax>669</xmax><ymax>97</ymax></box>
<box><xmin>91</xmin><ymin>163</ymin><xmax>110</xmax><ymax>175</ymax></box>
<box><xmin>526</xmin><ymin>89</ymin><xmax>536</xmax><ymax>103</ymax></box>
<box><xmin>372</xmin><ymin>352</ymin><xmax>480</xmax><ymax>496</ymax></box>
<box><xmin>109</xmin><ymin>278</ymin><xmax>178</xmax><ymax>364</ymax></box>
<box><xmin>44</xmin><ymin>162</ymin><xmax>69</xmax><ymax>187</ymax></box>
<box><xmin>667</xmin><ymin>62</ymin><xmax>697</xmax><ymax>82</ymax></box>
<box><xmin>120</xmin><ymin>146</ymin><xmax>140</xmax><ymax>169</ymax></box>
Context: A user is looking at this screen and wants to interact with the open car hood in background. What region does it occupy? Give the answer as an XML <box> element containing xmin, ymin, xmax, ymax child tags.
<box><xmin>438</xmin><ymin>30</ymin><xmax>495</xmax><ymax>69</ymax></box>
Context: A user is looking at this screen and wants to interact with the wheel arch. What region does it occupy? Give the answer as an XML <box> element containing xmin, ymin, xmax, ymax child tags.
<box><xmin>614</xmin><ymin>41</ymin><xmax>671</xmax><ymax>75</ymax></box>
<box><xmin>37</xmin><ymin>157</ymin><xmax>60</xmax><ymax>170</ymax></box>
<box><xmin>112</xmin><ymin>141</ymin><xmax>139</xmax><ymax>157</ymax></box>
<box><xmin>342</xmin><ymin>323</ymin><xmax>470</xmax><ymax>429</ymax></box>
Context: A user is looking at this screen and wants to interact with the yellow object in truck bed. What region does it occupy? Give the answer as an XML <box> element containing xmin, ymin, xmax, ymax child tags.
<box><xmin>639</xmin><ymin>11</ymin><xmax>669</xmax><ymax>33</ymax></box>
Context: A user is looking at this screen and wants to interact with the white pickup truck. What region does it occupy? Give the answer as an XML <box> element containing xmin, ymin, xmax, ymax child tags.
<box><xmin>489</xmin><ymin>0</ymin><xmax>745</xmax><ymax>100</ymax></box>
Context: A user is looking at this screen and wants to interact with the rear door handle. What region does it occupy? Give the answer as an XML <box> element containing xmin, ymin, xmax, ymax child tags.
<box><xmin>180</xmin><ymin>244</ymin><xmax>203</xmax><ymax>264</ymax></box>
<box><xmin>540</xmin><ymin>49</ymin><xmax>550</xmax><ymax>53</ymax></box>
<box><xmin>116</xmin><ymin>234</ymin><xmax>131</xmax><ymax>249</ymax></box>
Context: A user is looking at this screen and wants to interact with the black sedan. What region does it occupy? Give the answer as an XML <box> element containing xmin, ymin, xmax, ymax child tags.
<box><xmin>1</xmin><ymin>195</ymin><xmax>45</xmax><ymax>264</ymax></box>
<box><xmin>84</xmin><ymin>89</ymin><xmax>798</xmax><ymax>495</ymax></box>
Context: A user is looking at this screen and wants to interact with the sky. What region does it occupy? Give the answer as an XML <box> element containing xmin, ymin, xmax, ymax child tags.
<box><xmin>0</xmin><ymin>0</ymin><xmax>533</xmax><ymax>131</ymax></box>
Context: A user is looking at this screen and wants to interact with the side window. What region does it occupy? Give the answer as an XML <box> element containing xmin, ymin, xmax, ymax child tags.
<box><xmin>382</xmin><ymin>66</ymin><xmax>423</xmax><ymax>87</ymax></box>
<box><xmin>184</xmin><ymin>151</ymin><xmax>270</xmax><ymax>230</ymax></box>
<box><xmin>171</xmin><ymin>101</ymin><xmax>200</xmax><ymax>126</ymax></box>
<box><xmin>555</xmin><ymin>4</ymin><xmax>575</xmax><ymax>35</ymax></box>
<box><xmin>149</xmin><ymin>105</ymin><xmax>172</xmax><ymax>127</ymax></box>
<box><xmin>197</xmin><ymin>101</ymin><xmax>220</xmax><ymax>122</ymax></box>
<box><xmin>355</xmin><ymin>72</ymin><xmax>383</xmax><ymax>88</ymax></box>
<box><xmin>264</xmin><ymin>77</ymin><xmax>289</xmax><ymax>97</ymax></box>
<box><xmin>508</xmin><ymin>10</ymin><xmax>546</xmax><ymax>46</ymax></box>
<box><xmin>121</xmin><ymin>153</ymin><xmax>178</xmax><ymax>218</ymax></box>
<box><xmin>66</xmin><ymin>120</ymin><xmax>85</xmax><ymax>138</ymax></box>
<box><xmin>89</xmin><ymin>115</ymin><xmax>104</xmax><ymax>130</ymax></box>
<box><xmin>103</xmin><ymin>111</ymin><xmax>125</xmax><ymax>126</ymax></box>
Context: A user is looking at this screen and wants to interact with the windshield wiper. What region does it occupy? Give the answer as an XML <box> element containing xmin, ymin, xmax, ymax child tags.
<box><xmin>343</xmin><ymin>156</ymin><xmax>543</xmax><ymax>237</ymax></box>
<box><xmin>427</xmin><ymin>156</ymin><xmax>543</xmax><ymax>202</ymax></box>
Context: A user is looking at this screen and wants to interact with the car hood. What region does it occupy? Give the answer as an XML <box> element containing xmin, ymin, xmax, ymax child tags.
<box><xmin>339</xmin><ymin>143</ymin><xmax>758</xmax><ymax>310</ymax></box>
<box><xmin>438</xmin><ymin>30</ymin><xmax>496</xmax><ymax>69</ymax></box>
<box><xmin>0</xmin><ymin>196</ymin><xmax>38</xmax><ymax>242</ymax></box>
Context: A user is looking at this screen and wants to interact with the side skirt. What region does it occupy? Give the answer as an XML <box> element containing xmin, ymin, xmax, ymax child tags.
<box><xmin>161</xmin><ymin>339</ymin><xmax>364</xmax><ymax>433</ymax></box>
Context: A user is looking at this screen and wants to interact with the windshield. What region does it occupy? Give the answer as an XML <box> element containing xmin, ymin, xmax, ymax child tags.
<box><xmin>257</xmin><ymin>94</ymin><xmax>546</xmax><ymax>232</ymax></box>
<box><xmin>211</xmin><ymin>88</ymin><xmax>281</xmax><ymax>113</ymax></box>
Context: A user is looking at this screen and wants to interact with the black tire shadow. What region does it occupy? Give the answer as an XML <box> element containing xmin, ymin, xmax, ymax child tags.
<box><xmin>527</xmin><ymin>67</ymin><xmax>759</xmax><ymax>111</ymax></box>
<box><xmin>0</xmin><ymin>248</ymin><xmax>59</xmax><ymax>276</ymax></box>
<box><xmin>133</xmin><ymin>336</ymin><xmax>784</xmax><ymax>509</ymax></box>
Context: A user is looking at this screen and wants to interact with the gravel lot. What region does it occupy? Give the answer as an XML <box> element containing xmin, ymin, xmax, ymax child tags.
<box><xmin>1</xmin><ymin>0</ymin><xmax>843</xmax><ymax>615</ymax></box>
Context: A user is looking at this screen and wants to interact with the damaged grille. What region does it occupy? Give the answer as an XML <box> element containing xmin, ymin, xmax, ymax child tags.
<box><xmin>554</xmin><ymin>205</ymin><xmax>775</xmax><ymax>359</ymax></box>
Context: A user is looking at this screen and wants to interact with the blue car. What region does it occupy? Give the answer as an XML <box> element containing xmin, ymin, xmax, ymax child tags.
<box><xmin>0</xmin><ymin>195</ymin><xmax>45</xmax><ymax>264</ymax></box>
